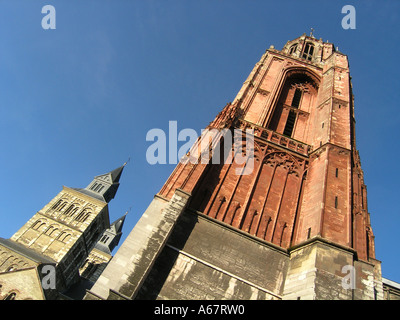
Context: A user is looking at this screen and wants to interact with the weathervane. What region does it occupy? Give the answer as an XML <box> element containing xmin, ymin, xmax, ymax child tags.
<box><xmin>310</xmin><ymin>28</ymin><xmax>315</xmax><ymax>37</ymax></box>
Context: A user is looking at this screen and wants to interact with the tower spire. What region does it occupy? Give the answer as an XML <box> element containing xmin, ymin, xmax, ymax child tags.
<box><xmin>94</xmin><ymin>211</ymin><xmax>128</xmax><ymax>255</ymax></box>
<box><xmin>123</xmin><ymin>157</ymin><xmax>131</xmax><ymax>167</ymax></box>
<box><xmin>74</xmin><ymin>163</ymin><xmax>126</xmax><ymax>203</ymax></box>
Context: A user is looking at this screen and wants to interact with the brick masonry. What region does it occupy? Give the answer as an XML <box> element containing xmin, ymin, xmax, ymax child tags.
<box><xmin>85</xmin><ymin>34</ymin><xmax>384</xmax><ymax>300</ymax></box>
<box><xmin>89</xmin><ymin>202</ymin><xmax>383</xmax><ymax>300</ymax></box>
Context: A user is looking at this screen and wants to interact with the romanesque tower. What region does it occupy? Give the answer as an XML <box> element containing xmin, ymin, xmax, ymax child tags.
<box><xmin>86</xmin><ymin>33</ymin><xmax>383</xmax><ymax>300</ymax></box>
<box><xmin>0</xmin><ymin>164</ymin><xmax>125</xmax><ymax>299</ymax></box>
<box><xmin>79</xmin><ymin>212</ymin><xmax>127</xmax><ymax>284</ymax></box>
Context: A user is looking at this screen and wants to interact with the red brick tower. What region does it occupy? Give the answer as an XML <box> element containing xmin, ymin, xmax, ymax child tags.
<box><xmin>159</xmin><ymin>33</ymin><xmax>375</xmax><ymax>261</ymax></box>
<box><xmin>87</xmin><ymin>33</ymin><xmax>383</xmax><ymax>300</ymax></box>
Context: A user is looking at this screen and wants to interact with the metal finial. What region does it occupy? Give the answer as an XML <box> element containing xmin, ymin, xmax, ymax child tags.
<box><xmin>124</xmin><ymin>206</ymin><xmax>133</xmax><ymax>216</ymax></box>
<box><xmin>123</xmin><ymin>157</ymin><xmax>131</xmax><ymax>166</ymax></box>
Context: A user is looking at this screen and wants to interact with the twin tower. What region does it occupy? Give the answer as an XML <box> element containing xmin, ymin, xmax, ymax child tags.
<box><xmin>86</xmin><ymin>33</ymin><xmax>382</xmax><ymax>300</ymax></box>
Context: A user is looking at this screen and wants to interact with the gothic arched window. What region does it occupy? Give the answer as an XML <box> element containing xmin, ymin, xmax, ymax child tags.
<box><xmin>289</xmin><ymin>44</ymin><xmax>297</xmax><ymax>55</ymax></box>
<box><xmin>291</xmin><ymin>88</ymin><xmax>302</xmax><ymax>108</ymax></box>
<box><xmin>302</xmin><ymin>43</ymin><xmax>314</xmax><ymax>61</ymax></box>
<box><xmin>267</xmin><ymin>71</ymin><xmax>319</xmax><ymax>139</ymax></box>
<box><xmin>283</xmin><ymin>110</ymin><xmax>296</xmax><ymax>137</ymax></box>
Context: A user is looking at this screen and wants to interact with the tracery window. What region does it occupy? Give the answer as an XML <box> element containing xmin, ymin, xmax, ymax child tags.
<box><xmin>291</xmin><ymin>89</ymin><xmax>302</xmax><ymax>108</ymax></box>
<box><xmin>283</xmin><ymin>110</ymin><xmax>296</xmax><ymax>137</ymax></box>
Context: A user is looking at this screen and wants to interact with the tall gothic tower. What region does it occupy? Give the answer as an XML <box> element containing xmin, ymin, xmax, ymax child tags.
<box><xmin>86</xmin><ymin>33</ymin><xmax>383</xmax><ymax>300</ymax></box>
<box><xmin>0</xmin><ymin>164</ymin><xmax>125</xmax><ymax>300</ymax></box>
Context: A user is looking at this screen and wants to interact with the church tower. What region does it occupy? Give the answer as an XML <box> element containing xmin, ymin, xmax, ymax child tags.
<box><xmin>0</xmin><ymin>164</ymin><xmax>125</xmax><ymax>299</ymax></box>
<box><xmin>79</xmin><ymin>212</ymin><xmax>127</xmax><ymax>284</ymax></box>
<box><xmin>86</xmin><ymin>33</ymin><xmax>383</xmax><ymax>300</ymax></box>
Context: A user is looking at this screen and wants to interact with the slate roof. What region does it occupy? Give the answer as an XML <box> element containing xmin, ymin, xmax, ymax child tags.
<box><xmin>0</xmin><ymin>237</ymin><xmax>56</xmax><ymax>265</ymax></box>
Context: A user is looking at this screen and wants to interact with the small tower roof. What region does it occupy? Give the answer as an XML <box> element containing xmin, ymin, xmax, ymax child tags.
<box><xmin>109</xmin><ymin>166</ymin><xmax>124</xmax><ymax>183</ymax></box>
<box><xmin>94</xmin><ymin>211</ymin><xmax>128</xmax><ymax>255</ymax></box>
<box><xmin>110</xmin><ymin>211</ymin><xmax>127</xmax><ymax>235</ymax></box>
<box><xmin>73</xmin><ymin>163</ymin><xmax>126</xmax><ymax>203</ymax></box>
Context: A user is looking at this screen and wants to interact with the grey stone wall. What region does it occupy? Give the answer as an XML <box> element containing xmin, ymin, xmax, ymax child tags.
<box><xmin>383</xmin><ymin>278</ymin><xmax>400</xmax><ymax>300</ymax></box>
<box><xmin>283</xmin><ymin>239</ymin><xmax>383</xmax><ymax>300</ymax></box>
<box><xmin>86</xmin><ymin>191</ymin><xmax>384</xmax><ymax>301</ymax></box>
<box><xmin>86</xmin><ymin>189</ymin><xmax>191</xmax><ymax>300</ymax></box>
<box><xmin>136</xmin><ymin>210</ymin><xmax>289</xmax><ymax>300</ymax></box>
<box><xmin>137</xmin><ymin>216</ymin><xmax>384</xmax><ymax>300</ymax></box>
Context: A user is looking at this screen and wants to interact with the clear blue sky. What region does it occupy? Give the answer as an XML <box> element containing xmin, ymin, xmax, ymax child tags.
<box><xmin>1</xmin><ymin>1</ymin><xmax>399</xmax><ymax>283</ymax></box>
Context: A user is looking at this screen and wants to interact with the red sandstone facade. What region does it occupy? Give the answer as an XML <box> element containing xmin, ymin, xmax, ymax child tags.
<box><xmin>159</xmin><ymin>34</ymin><xmax>375</xmax><ymax>262</ymax></box>
<box><xmin>86</xmin><ymin>33</ymin><xmax>383</xmax><ymax>301</ymax></box>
